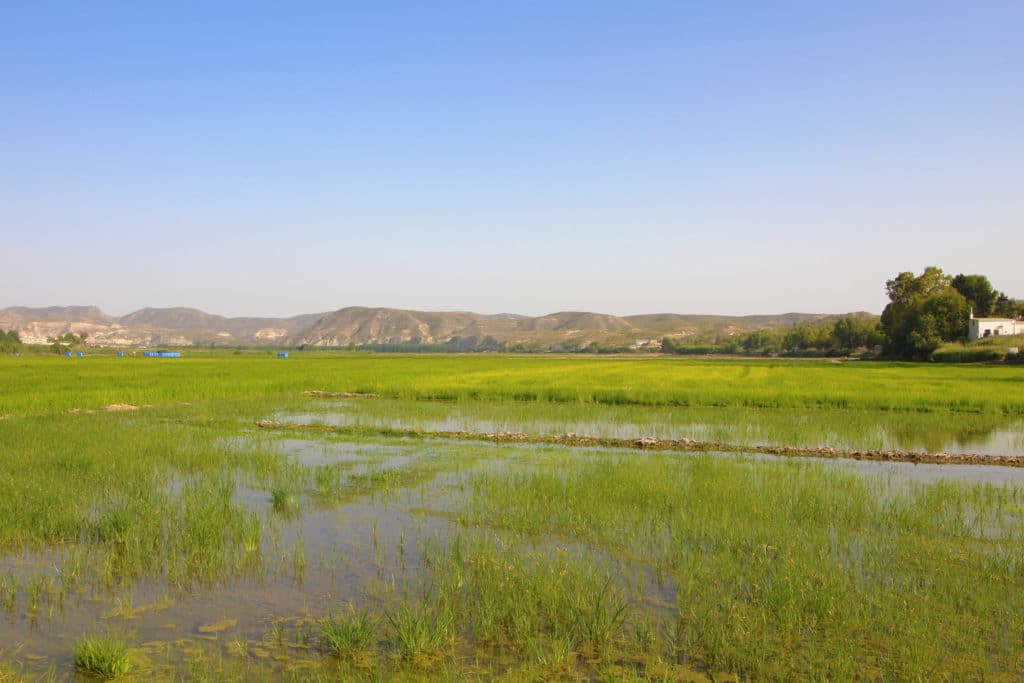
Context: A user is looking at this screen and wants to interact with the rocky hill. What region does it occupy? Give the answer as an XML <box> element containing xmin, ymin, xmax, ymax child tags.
<box><xmin>0</xmin><ymin>305</ymin><xmax>870</xmax><ymax>351</ymax></box>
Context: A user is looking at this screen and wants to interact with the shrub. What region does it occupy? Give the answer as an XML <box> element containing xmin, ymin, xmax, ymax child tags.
<box><xmin>931</xmin><ymin>344</ymin><xmax>1004</xmax><ymax>363</ymax></box>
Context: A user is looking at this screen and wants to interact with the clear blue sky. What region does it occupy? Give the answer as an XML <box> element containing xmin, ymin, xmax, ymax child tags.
<box><xmin>2</xmin><ymin>1</ymin><xmax>1021</xmax><ymax>317</ymax></box>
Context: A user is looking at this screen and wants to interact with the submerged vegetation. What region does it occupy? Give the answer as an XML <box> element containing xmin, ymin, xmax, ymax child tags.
<box><xmin>0</xmin><ymin>353</ymin><xmax>1022</xmax><ymax>679</ymax></box>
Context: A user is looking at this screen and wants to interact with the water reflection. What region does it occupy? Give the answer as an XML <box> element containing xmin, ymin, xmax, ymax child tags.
<box><xmin>284</xmin><ymin>399</ymin><xmax>1024</xmax><ymax>456</ymax></box>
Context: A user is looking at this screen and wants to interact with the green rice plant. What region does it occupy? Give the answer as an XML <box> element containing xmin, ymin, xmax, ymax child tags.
<box><xmin>632</xmin><ymin>614</ymin><xmax>657</xmax><ymax>654</ymax></box>
<box><xmin>240</xmin><ymin>511</ymin><xmax>261</xmax><ymax>554</ymax></box>
<box><xmin>290</xmin><ymin>534</ymin><xmax>306</xmax><ymax>577</ymax></box>
<box><xmin>312</xmin><ymin>463</ymin><xmax>345</xmax><ymax>498</ymax></box>
<box><xmin>569</xmin><ymin>576</ymin><xmax>628</xmax><ymax>654</ymax></box>
<box><xmin>386</xmin><ymin>598</ymin><xmax>455</xmax><ymax>658</ymax></box>
<box><xmin>72</xmin><ymin>633</ymin><xmax>132</xmax><ymax>678</ymax></box>
<box><xmin>270</xmin><ymin>619</ymin><xmax>287</xmax><ymax>646</ymax></box>
<box><xmin>0</xmin><ymin>573</ymin><xmax>16</xmax><ymax>611</ymax></box>
<box><xmin>25</xmin><ymin>576</ymin><xmax>47</xmax><ymax>613</ymax></box>
<box><xmin>320</xmin><ymin>604</ymin><xmax>381</xmax><ymax>656</ymax></box>
<box><xmin>460</xmin><ymin>450</ymin><xmax>1024</xmax><ymax>679</ymax></box>
<box><xmin>529</xmin><ymin>630</ymin><xmax>576</xmax><ymax>669</ymax></box>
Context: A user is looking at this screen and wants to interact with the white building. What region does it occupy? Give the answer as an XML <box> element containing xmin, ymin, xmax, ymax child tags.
<box><xmin>969</xmin><ymin>310</ymin><xmax>1024</xmax><ymax>341</ymax></box>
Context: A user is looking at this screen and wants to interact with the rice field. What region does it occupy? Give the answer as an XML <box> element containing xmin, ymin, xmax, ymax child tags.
<box><xmin>3</xmin><ymin>352</ymin><xmax>1024</xmax><ymax>416</ymax></box>
<box><xmin>0</xmin><ymin>353</ymin><xmax>1022</xmax><ymax>680</ymax></box>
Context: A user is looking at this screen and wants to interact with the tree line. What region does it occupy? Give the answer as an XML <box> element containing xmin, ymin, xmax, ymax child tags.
<box><xmin>661</xmin><ymin>268</ymin><xmax>1022</xmax><ymax>361</ymax></box>
<box><xmin>661</xmin><ymin>314</ymin><xmax>885</xmax><ymax>358</ymax></box>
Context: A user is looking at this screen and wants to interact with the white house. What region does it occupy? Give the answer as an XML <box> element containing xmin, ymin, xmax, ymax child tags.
<box><xmin>969</xmin><ymin>310</ymin><xmax>1024</xmax><ymax>341</ymax></box>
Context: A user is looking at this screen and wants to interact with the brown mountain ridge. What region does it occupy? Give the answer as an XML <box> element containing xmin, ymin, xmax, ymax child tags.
<box><xmin>0</xmin><ymin>305</ymin><xmax>870</xmax><ymax>351</ymax></box>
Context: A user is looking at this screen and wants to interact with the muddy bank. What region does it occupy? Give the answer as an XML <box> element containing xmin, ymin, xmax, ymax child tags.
<box><xmin>304</xmin><ymin>389</ymin><xmax>386</xmax><ymax>399</ymax></box>
<box><xmin>255</xmin><ymin>420</ymin><xmax>1024</xmax><ymax>467</ymax></box>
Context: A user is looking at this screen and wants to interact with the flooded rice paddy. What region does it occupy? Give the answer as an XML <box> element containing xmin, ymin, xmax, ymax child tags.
<box><xmin>285</xmin><ymin>398</ymin><xmax>1024</xmax><ymax>456</ymax></box>
<box><xmin>3</xmin><ymin>397</ymin><xmax>1024</xmax><ymax>680</ymax></box>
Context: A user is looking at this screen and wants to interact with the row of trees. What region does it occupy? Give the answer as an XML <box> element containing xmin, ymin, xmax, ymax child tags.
<box><xmin>46</xmin><ymin>331</ymin><xmax>88</xmax><ymax>355</ymax></box>
<box><xmin>662</xmin><ymin>314</ymin><xmax>885</xmax><ymax>357</ymax></box>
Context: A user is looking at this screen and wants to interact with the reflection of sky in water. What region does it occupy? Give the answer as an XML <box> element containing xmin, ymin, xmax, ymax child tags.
<box><xmin>715</xmin><ymin>449</ymin><xmax>1024</xmax><ymax>487</ymax></box>
<box><xmin>279</xmin><ymin>400</ymin><xmax>1024</xmax><ymax>456</ymax></box>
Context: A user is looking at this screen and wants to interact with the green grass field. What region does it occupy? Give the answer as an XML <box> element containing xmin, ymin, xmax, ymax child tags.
<box><xmin>0</xmin><ymin>354</ymin><xmax>1022</xmax><ymax>680</ymax></box>
<box><xmin>2</xmin><ymin>353</ymin><xmax>1023</xmax><ymax>416</ymax></box>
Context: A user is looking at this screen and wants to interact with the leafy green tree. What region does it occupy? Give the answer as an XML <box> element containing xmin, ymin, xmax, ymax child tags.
<box><xmin>881</xmin><ymin>267</ymin><xmax>969</xmax><ymax>359</ymax></box>
<box><xmin>741</xmin><ymin>329</ymin><xmax>781</xmax><ymax>355</ymax></box>
<box><xmin>0</xmin><ymin>329</ymin><xmax>23</xmax><ymax>353</ymax></box>
<box><xmin>832</xmin><ymin>315</ymin><xmax>884</xmax><ymax>351</ymax></box>
<box><xmin>952</xmin><ymin>274</ymin><xmax>998</xmax><ymax>317</ymax></box>
<box><xmin>885</xmin><ymin>267</ymin><xmax>951</xmax><ymax>306</ymax></box>
<box><xmin>780</xmin><ymin>324</ymin><xmax>833</xmax><ymax>353</ymax></box>
<box><xmin>991</xmin><ymin>293</ymin><xmax>1023</xmax><ymax>318</ymax></box>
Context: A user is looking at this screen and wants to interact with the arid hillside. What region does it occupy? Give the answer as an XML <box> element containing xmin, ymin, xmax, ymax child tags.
<box><xmin>0</xmin><ymin>305</ymin><xmax>867</xmax><ymax>350</ymax></box>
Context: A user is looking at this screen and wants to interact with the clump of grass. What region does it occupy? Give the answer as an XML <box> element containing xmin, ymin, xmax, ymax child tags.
<box><xmin>73</xmin><ymin>633</ymin><xmax>132</xmax><ymax>678</ymax></box>
<box><xmin>313</xmin><ymin>463</ymin><xmax>345</xmax><ymax>498</ymax></box>
<box><xmin>528</xmin><ymin>625</ymin><xmax>577</xmax><ymax>671</ymax></box>
<box><xmin>240</xmin><ymin>511</ymin><xmax>261</xmax><ymax>554</ymax></box>
<box><xmin>386</xmin><ymin>598</ymin><xmax>455</xmax><ymax>659</ymax></box>
<box><xmin>320</xmin><ymin>604</ymin><xmax>381</xmax><ymax>656</ymax></box>
<box><xmin>270</xmin><ymin>485</ymin><xmax>299</xmax><ymax>512</ymax></box>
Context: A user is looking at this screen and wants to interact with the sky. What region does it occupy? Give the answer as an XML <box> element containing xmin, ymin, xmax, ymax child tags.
<box><xmin>2</xmin><ymin>1</ymin><xmax>1022</xmax><ymax>318</ymax></box>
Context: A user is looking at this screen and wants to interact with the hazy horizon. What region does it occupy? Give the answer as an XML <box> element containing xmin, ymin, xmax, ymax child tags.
<box><xmin>3</xmin><ymin>2</ymin><xmax>1021</xmax><ymax>319</ymax></box>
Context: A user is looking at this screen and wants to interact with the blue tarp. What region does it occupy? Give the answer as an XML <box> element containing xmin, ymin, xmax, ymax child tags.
<box><xmin>277</xmin><ymin>352</ymin><xmax>289</xmax><ymax>358</ymax></box>
<box><xmin>143</xmin><ymin>351</ymin><xmax>182</xmax><ymax>358</ymax></box>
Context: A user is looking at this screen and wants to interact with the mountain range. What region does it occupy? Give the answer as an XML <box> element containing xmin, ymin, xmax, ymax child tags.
<box><xmin>0</xmin><ymin>305</ymin><xmax>871</xmax><ymax>351</ymax></box>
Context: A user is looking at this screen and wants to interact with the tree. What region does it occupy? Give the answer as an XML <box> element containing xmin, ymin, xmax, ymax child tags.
<box><xmin>881</xmin><ymin>267</ymin><xmax>969</xmax><ymax>359</ymax></box>
<box><xmin>952</xmin><ymin>274</ymin><xmax>998</xmax><ymax>317</ymax></box>
<box><xmin>885</xmin><ymin>267</ymin><xmax>951</xmax><ymax>307</ymax></box>
<box><xmin>741</xmin><ymin>329</ymin><xmax>781</xmax><ymax>355</ymax></box>
<box><xmin>0</xmin><ymin>329</ymin><xmax>22</xmax><ymax>353</ymax></box>
<box><xmin>832</xmin><ymin>315</ymin><xmax>884</xmax><ymax>351</ymax></box>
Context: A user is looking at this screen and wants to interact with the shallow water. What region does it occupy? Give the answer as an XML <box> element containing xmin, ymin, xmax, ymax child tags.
<box><xmin>282</xmin><ymin>398</ymin><xmax>1024</xmax><ymax>456</ymax></box>
<box><xmin>4</xmin><ymin>411</ymin><xmax>1024</xmax><ymax>679</ymax></box>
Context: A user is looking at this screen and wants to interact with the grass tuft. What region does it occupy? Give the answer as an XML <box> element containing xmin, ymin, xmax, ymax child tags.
<box><xmin>270</xmin><ymin>485</ymin><xmax>299</xmax><ymax>512</ymax></box>
<box><xmin>386</xmin><ymin>599</ymin><xmax>455</xmax><ymax>659</ymax></box>
<box><xmin>73</xmin><ymin>633</ymin><xmax>132</xmax><ymax>678</ymax></box>
<box><xmin>320</xmin><ymin>605</ymin><xmax>381</xmax><ymax>656</ymax></box>
<box><xmin>570</xmin><ymin>576</ymin><xmax>628</xmax><ymax>653</ymax></box>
